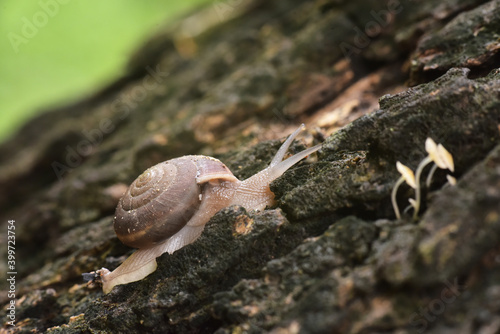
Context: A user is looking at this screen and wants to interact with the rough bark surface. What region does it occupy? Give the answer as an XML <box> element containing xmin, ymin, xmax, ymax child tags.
<box><xmin>1</xmin><ymin>0</ymin><xmax>500</xmax><ymax>333</ymax></box>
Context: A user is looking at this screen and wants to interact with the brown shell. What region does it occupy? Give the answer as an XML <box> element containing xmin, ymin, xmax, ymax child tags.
<box><xmin>113</xmin><ymin>156</ymin><xmax>236</xmax><ymax>248</ymax></box>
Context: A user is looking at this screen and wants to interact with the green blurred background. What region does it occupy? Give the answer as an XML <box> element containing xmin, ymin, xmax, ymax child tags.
<box><xmin>0</xmin><ymin>0</ymin><xmax>211</xmax><ymax>144</ymax></box>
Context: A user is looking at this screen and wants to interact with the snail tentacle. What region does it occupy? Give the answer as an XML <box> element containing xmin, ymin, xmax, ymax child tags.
<box><xmin>269</xmin><ymin>123</ymin><xmax>306</xmax><ymax>167</ymax></box>
<box><xmin>230</xmin><ymin>126</ymin><xmax>321</xmax><ymax>211</ymax></box>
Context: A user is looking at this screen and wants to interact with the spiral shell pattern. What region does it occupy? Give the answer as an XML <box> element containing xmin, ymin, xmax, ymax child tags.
<box><xmin>114</xmin><ymin>158</ymin><xmax>202</xmax><ymax>248</ymax></box>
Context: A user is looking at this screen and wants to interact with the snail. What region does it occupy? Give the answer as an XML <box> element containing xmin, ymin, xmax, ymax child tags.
<box><xmin>97</xmin><ymin>124</ymin><xmax>321</xmax><ymax>293</ymax></box>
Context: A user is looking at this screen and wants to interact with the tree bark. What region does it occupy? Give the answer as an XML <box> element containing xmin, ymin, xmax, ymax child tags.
<box><xmin>1</xmin><ymin>0</ymin><xmax>500</xmax><ymax>333</ymax></box>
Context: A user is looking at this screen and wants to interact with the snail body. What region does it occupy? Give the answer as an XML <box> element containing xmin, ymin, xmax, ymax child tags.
<box><xmin>99</xmin><ymin>124</ymin><xmax>321</xmax><ymax>293</ymax></box>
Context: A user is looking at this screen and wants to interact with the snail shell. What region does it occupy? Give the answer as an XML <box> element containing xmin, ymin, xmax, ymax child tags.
<box><xmin>114</xmin><ymin>156</ymin><xmax>237</xmax><ymax>249</ymax></box>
